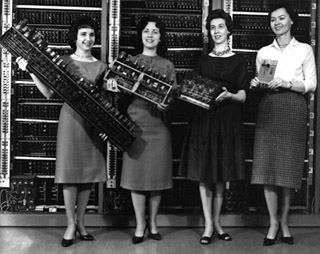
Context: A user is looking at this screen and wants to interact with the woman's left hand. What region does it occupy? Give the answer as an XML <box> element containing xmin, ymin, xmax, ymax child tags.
<box><xmin>157</xmin><ymin>103</ymin><xmax>169</xmax><ymax>111</ymax></box>
<box><xmin>215</xmin><ymin>87</ymin><xmax>231</xmax><ymax>103</ymax></box>
<box><xmin>268</xmin><ymin>77</ymin><xmax>291</xmax><ymax>90</ymax></box>
<box><xmin>103</xmin><ymin>78</ymin><xmax>121</xmax><ymax>92</ymax></box>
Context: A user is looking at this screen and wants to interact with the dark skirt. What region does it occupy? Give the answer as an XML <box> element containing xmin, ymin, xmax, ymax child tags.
<box><xmin>178</xmin><ymin>104</ymin><xmax>246</xmax><ymax>184</ymax></box>
<box><xmin>251</xmin><ymin>91</ymin><xmax>307</xmax><ymax>189</ymax></box>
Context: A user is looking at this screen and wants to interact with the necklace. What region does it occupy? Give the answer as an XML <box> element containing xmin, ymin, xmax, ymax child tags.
<box><xmin>211</xmin><ymin>47</ymin><xmax>231</xmax><ymax>56</ymax></box>
<box><xmin>74</xmin><ymin>52</ymin><xmax>93</xmax><ymax>59</ymax></box>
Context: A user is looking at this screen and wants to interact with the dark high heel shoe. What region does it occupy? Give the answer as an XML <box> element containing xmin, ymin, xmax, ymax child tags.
<box><xmin>132</xmin><ymin>235</ymin><xmax>144</xmax><ymax>244</ymax></box>
<box><xmin>199</xmin><ymin>235</ymin><xmax>213</xmax><ymax>245</ymax></box>
<box><xmin>145</xmin><ymin>218</ymin><xmax>162</xmax><ymax>241</ymax></box>
<box><xmin>215</xmin><ymin>232</ymin><xmax>232</xmax><ymax>241</ymax></box>
<box><xmin>76</xmin><ymin>226</ymin><xmax>95</xmax><ymax>241</ymax></box>
<box><xmin>263</xmin><ymin>237</ymin><xmax>276</xmax><ymax>246</ymax></box>
<box><xmin>61</xmin><ymin>227</ymin><xmax>76</xmax><ymax>247</ymax></box>
<box><xmin>280</xmin><ymin>235</ymin><xmax>294</xmax><ymax>245</ymax></box>
<box><xmin>279</xmin><ymin>225</ymin><xmax>294</xmax><ymax>245</ymax></box>
<box><xmin>147</xmin><ymin>221</ymin><xmax>162</xmax><ymax>241</ymax></box>
<box><xmin>61</xmin><ymin>238</ymin><xmax>73</xmax><ymax>247</ymax></box>
<box><xmin>78</xmin><ymin>233</ymin><xmax>95</xmax><ymax>241</ymax></box>
<box><xmin>148</xmin><ymin>232</ymin><xmax>162</xmax><ymax>241</ymax></box>
<box><xmin>263</xmin><ymin>227</ymin><xmax>279</xmax><ymax>246</ymax></box>
<box><xmin>132</xmin><ymin>224</ymin><xmax>147</xmax><ymax>244</ymax></box>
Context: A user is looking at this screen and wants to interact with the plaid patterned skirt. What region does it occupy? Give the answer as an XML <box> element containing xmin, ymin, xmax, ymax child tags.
<box><xmin>251</xmin><ymin>91</ymin><xmax>307</xmax><ymax>189</ymax></box>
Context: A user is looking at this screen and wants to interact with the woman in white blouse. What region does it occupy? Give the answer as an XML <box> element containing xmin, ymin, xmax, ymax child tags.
<box><xmin>250</xmin><ymin>3</ymin><xmax>316</xmax><ymax>246</ymax></box>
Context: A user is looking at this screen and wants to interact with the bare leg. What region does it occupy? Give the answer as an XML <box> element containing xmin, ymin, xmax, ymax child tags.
<box><xmin>264</xmin><ymin>185</ymin><xmax>279</xmax><ymax>239</ymax></box>
<box><xmin>63</xmin><ymin>184</ymin><xmax>77</xmax><ymax>240</ymax></box>
<box><xmin>199</xmin><ymin>182</ymin><xmax>214</xmax><ymax>237</ymax></box>
<box><xmin>148</xmin><ymin>191</ymin><xmax>162</xmax><ymax>234</ymax></box>
<box><xmin>280</xmin><ymin>187</ymin><xmax>293</xmax><ymax>237</ymax></box>
<box><xmin>131</xmin><ymin>190</ymin><xmax>147</xmax><ymax>237</ymax></box>
<box><xmin>213</xmin><ymin>182</ymin><xmax>225</xmax><ymax>235</ymax></box>
<box><xmin>76</xmin><ymin>188</ymin><xmax>91</xmax><ymax>235</ymax></box>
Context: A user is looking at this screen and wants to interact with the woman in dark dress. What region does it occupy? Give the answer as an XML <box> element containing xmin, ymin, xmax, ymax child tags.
<box><xmin>179</xmin><ymin>9</ymin><xmax>248</xmax><ymax>245</ymax></box>
<box><xmin>16</xmin><ymin>16</ymin><xmax>107</xmax><ymax>247</ymax></box>
<box><xmin>250</xmin><ymin>3</ymin><xmax>316</xmax><ymax>246</ymax></box>
<box><xmin>118</xmin><ymin>16</ymin><xmax>176</xmax><ymax>244</ymax></box>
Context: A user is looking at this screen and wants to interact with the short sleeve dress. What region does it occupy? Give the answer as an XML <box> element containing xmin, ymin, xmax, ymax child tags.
<box><xmin>178</xmin><ymin>53</ymin><xmax>249</xmax><ymax>184</ymax></box>
<box><xmin>55</xmin><ymin>56</ymin><xmax>107</xmax><ymax>184</ymax></box>
<box><xmin>120</xmin><ymin>54</ymin><xmax>176</xmax><ymax>191</ymax></box>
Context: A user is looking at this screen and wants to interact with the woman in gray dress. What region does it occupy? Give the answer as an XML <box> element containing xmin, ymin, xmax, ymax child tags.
<box><xmin>118</xmin><ymin>16</ymin><xmax>176</xmax><ymax>244</ymax></box>
<box><xmin>16</xmin><ymin>16</ymin><xmax>108</xmax><ymax>247</ymax></box>
<box><xmin>250</xmin><ymin>3</ymin><xmax>316</xmax><ymax>246</ymax></box>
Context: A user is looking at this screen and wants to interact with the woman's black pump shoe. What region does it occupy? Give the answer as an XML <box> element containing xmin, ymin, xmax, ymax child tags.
<box><xmin>78</xmin><ymin>233</ymin><xmax>95</xmax><ymax>241</ymax></box>
<box><xmin>76</xmin><ymin>226</ymin><xmax>95</xmax><ymax>241</ymax></box>
<box><xmin>146</xmin><ymin>219</ymin><xmax>161</xmax><ymax>240</ymax></box>
<box><xmin>148</xmin><ymin>232</ymin><xmax>162</xmax><ymax>241</ymax></box>
<box><xmin>61</xmin><ymin>238</ymin><xmax>73</xmax><ymax>247</ymax></box>
<box><xmin>132</xmin><ymin>224</ymin><xmax>147</xmax><ymax>244</ymax></box>
<box><xmin>132</xmin><ymin>235</ymin><xmax>144</xmax><ymax>244</ymax></box>
<box><xmin>263</xmin><ymin>225</ymin><xmax>279</xmax><ymax>246</ymax></box>
<box><xmin>263</xmin><ymin>232</ymin><xmax>279</xmax><ymax>246</ymax></box>
<box><xmin>279</xmin><ymin>225</ymin><xmax>294</xmax><ymax>245</ymax></box>
<box><xmin>61</xmin><ymin>228</ymin><xmax>76</xmax><ymax>247</ymax></box>
<box><xmin>280</xmin><ymin>235</ymin><xmax>294</xmax><ymax>245</ymax></box>
<box><xmin>263</xmin><ymin>237</ymin><xmax>276</xmax><ymax>246</ymax></box>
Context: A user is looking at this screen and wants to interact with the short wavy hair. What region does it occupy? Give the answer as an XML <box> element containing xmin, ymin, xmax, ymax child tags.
<box><xmin>205</xmin><ymin>9</ymin><xmax>233</xmax><ymax>50</ymax></box>
<box><xmin>268</xmin><ymin>2</ymin><xmax>298</xmax><ymax>32</ymax></box>
<box><xmin>68</xmin><ymin>15</ymin><xmax>98</xmax><ymax>50</ymax></box>
<box><xmin>135</xmin><ymin>16</ymin><xmax>167</xmax><ymax>57</ymax></box>
<box><xmin>205</xmin><ymin>9</ymin><xmax>233</xmax><ymax>36</ymax></box>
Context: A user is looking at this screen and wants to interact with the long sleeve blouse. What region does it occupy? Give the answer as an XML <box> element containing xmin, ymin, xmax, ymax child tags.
<box><xmin>256</xmin><ymin>37</ymin><xmax>317</xmax><ymax>94</ymax></box>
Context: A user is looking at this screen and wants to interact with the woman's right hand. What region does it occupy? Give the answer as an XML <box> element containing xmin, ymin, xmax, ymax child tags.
<box><xmin>16</xmin><ymin>56</ymin><xmax>28</xmax><ymax>71</ymax></box>
<box><xmin>250</xmin><ymin>77</ymin><xmax>260</xmax><ymax>89</ymax></box>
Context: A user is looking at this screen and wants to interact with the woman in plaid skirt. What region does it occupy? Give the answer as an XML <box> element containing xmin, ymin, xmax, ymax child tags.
<box><xmin>250</xmin><ymin>3</ymin><xmax>316</xmax><ymax>246</ymax></box>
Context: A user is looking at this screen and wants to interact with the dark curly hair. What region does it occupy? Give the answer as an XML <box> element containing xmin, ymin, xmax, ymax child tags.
<box><xmin>68</xmin><ymin>15</ymin><xmax>98</xmax><ymax>50</ymax></box>
<box><xmin>135</xmin><ymin>16</ymin><xmax>167</xmax><ymax>57</ymax></box>
<box><xmin>205</xmin><ymin>9</ymin><xmax>233</xmax><ymax>35</ymax></box>
<box><xmin>268</xmin><ymin>2</ymin><xmax>298</xmax><ymax>32</ymax></box>
<box><xmin>205</xmin><ymin>9</ymin><xmax>233</xmax><ymax>49</ymax></box>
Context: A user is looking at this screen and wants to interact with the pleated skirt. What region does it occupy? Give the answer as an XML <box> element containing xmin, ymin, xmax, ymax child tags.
<box><xmin>178</xmin><ymin>104</ymin><xmax>246</xmax><ymax>184</ymax></box>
